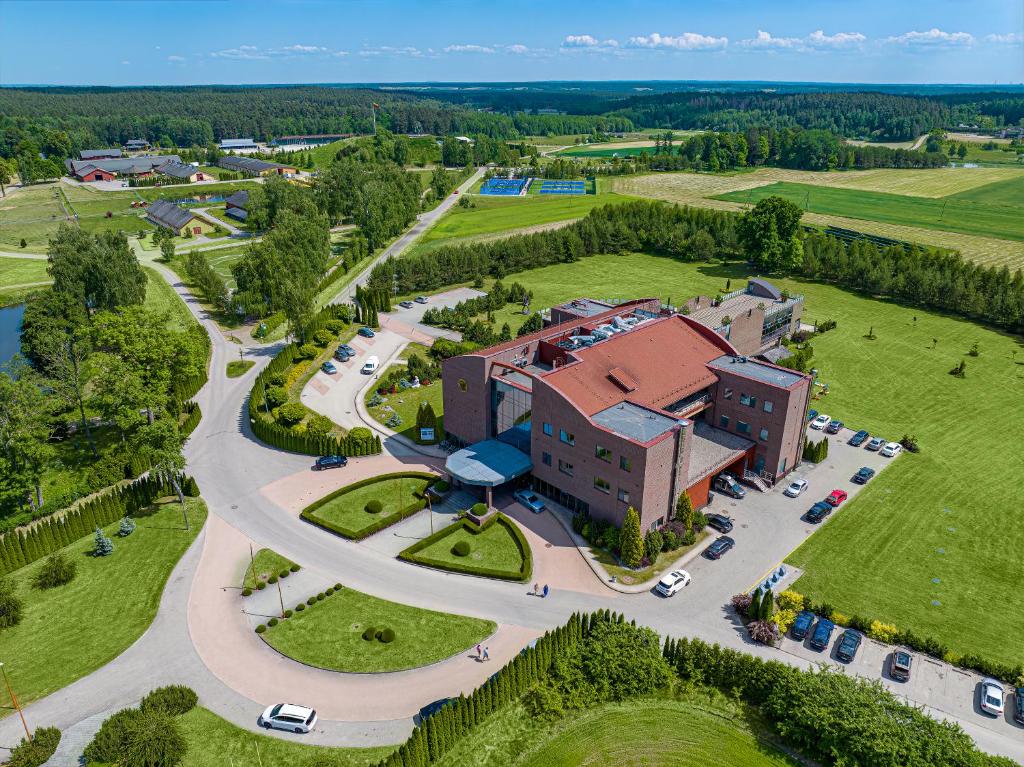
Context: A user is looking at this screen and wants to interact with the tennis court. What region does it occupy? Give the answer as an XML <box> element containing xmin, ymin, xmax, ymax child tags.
<box><xmin>480</xmin><ymin>177</ymin><xmax>530</xmax><ymax>196</ymax></box>
<box><xmin>539</xmin><ymin>179</ymin><xmax>586</xmax><ymax>195</ymax></box>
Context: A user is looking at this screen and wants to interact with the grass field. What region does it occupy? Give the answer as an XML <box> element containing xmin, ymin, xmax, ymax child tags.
<box><xmin>434</xmin><ymin>694</ymin><xmax>796</xmax><ymax>767</ymax></box>
<box><xmin>243</xmin><ymin>547</ymin><xmax>296</xmax><ymax>589</ymax></box>
<box><xmin>306</xmin><ymin>474</ymin><xmax>432</xmax><ymax>538</ymax></box>
<box><xmin>404</xmin><ymin>516</ymin><xmax>529</xmax><ymax>581</ymax></box>
<box><xmin>0</xmin><ymin>256</ymin><xmax>50</xmax><ymax>289</ymax></box>
<box><xmin>178</xmin><ymin>707</ymin><xmax>391</xmax><ymax>767</ymax></box>
<box><xmin>716</xmin><ymin>181</ymin><xmax>1024</xmax><ymax>242</ymax></box>
<box><xmin>0</xmin><ymin>184</ymin><xmax>73</xmax><ymax>252</ymax></box>
<box><xmin>365</xmin><ymin>368</ymin><xmax>444</xmax><ymax>442</ymax></box>
<box><xmin>142</xmin><ymin>266</ymin><xmax>198</xmax><ymax>332</ymax></box>
<box><xmin>0</xmin><ymin>499</ymin><xmax>206</xmax><ymax>707</ymax></box>
<box><xmin>260</xmin><ymin>586</ymin><xmax>495</xmax><ymax>672</ymax></box>
<box><xmin>448</xmin><ymin>251</ymin><xmax>1024</xmax><ymax>665</ymax></box>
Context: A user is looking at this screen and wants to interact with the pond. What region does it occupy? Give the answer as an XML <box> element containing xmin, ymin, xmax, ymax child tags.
<box><xmin>0</xmin><ymin>303</ymin><xmax>25</xmax><ymax>368</ymax></box>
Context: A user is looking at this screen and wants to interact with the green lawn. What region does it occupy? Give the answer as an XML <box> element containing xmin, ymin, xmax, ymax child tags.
<box><xmin>0</xmin><ymin>256</ymin><xmax>50</xmax><ymax>288</ymax></box>
<box><xmin>226</xmin><ymin>359</ymin><xmax>255</xmax><ymax>378</ymax></box>
<box><xmin>401</xmin><ymin>515</ymin><xmax>531</xmax><ymax>581</ymax></box>
<box><xmin>178</xmin><ymin>707</ymin><xmax>392</xmax><ymax>767</ymax></box>
<box><xmin>434</xmin><ymin>695</ymin><xmax>797</xmax><ymax>767</ymax></box>
<box><xmin>260</xmin><ymin>585</ymin><xmax>495</xmax><ymax>672</ymax></box>
<box><xmin>593</xmin><ymin>530</ymin><xmax>710</xmax><ymax>586</ymax></box>
<box><xmin>948</xmin><ymin>172</ymin><xmax>1024</xmax><ymax>208</ymax></box>
<box><xmin>304</xmin><ymin>474</ymin><xmax>432</xmax><ymax>538</ymax></box>
<box><xmin>0</xmin><ymin>499</ymin><xmax>206</xmax><ymax>707</ymax></box>
<box><xmin>716</xmin><ymin>181</ymin><xmax>1024</xmax><ymax>242</ymax></box>
<box><xmin>243</xmin><ymin>547</ymin><xmax>296</xmax><ymax>589</ymax></box>
<box><xmin>0</xmin><ymin>184</ymin><xmax>71</xmax><ymax>252</ymax></box>
<box><xmin>142</xmin><ymin>266</ymin><xmax>197</xmax><ymax>332</ymax></box>
<box><xmin>365</xmin><ymin>367</ymin><xmax>444</xmax><ymax>442</ymax></box>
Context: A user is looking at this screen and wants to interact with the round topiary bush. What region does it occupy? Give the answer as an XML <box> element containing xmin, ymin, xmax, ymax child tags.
<box><xmin>365</xmin><ymin>499</ymin><xmax>383</xmax><ymax>514</ymax></box>
<box><xmin>452</xmin><ymin>540</ymin><xmax>471</xmax><ymax>557</ymax></box>
<box><xmin>255</xmin><ymin>624</ymin><xmax>266</xmax><ymax>634</ymax></box>
<box><xmin>471</xmin><ymin>502</ymin><xmax>487</xmax><ymax>516</ymax></box>
<box><xmin>316</xmin><ymin>593</ymin><xmax>325</xmax><ymax>601</ymax></box>
<box><xmin>379</xmin><ymin>628</ymin><xmax>396</xmax><ymax>643</ymax></box>
<box><xmin>256</xmin><ymin>581</ymin><xmax>266</xmax><ymax>591</ymax></box>
<box><xmin>268</xmin><ymin>617</ymin><xmax>278</xmax><ymax>627</ymax></box>
<box><xmin>432</xmin><ymin>480</ymin><xmax>450</xmax><ymax>493</ymax></box>
<box><xmin>241</xmin><ymin>587</ymin><xmax>252</xmax><ymax>597</ymax></box>
<box><xmin>295</xmin><ymin>603</ymin><xmax>306</xmax><ymax>612</ymax></box>
<box><xmin>284</xmin><ymin>609</ymin><xmax>293</xmax><ymax>618</ymax></box>
<box><xmin>362</xmin><ymin>626</ymin><xmax>377</xmax><ymax>641</ymax></box>
<box><xmin>268</xmin><ymin>574</ymin><xmax>278</xmax><ymax>584</ymax></box>
<box><xmin>307</xmin><ymin>597</ymin><xmax>316</xmax><ymax>606</ymax></box>
<box><xmin>280</xmin><ymin>569</ymin><xmax>290</xmax><ymax>578</ymax></box>
<box><xmin>325</xmin><ymin>586</ymin><xmax>334</xmax><ymax>596</ymax></box>
<box><xmin>290</xmin><ymin>564</ymin><xmax>301</xmax><ymax>572</ymax></box>
<box><xmin>334</xmin><ymin>582</ymin><xmax>342</xmax><ymax>590</ymax></box>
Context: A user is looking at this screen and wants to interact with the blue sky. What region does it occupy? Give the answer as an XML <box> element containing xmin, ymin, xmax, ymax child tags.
<box><xmin>1</xmin><ymin>0</ymin><xmax>1022</xmax><ymax>85</ymax></box>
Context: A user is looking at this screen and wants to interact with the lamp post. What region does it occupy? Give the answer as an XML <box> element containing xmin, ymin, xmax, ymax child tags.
<box><xmin>0</xmin><ymin>663</ymin><xmax>31</xmax><ymax>742</ymax></box>
<box><xmin>427</xmin><ymin>493</ymin><xmax>433</xmax><ymax>536</ymax></box>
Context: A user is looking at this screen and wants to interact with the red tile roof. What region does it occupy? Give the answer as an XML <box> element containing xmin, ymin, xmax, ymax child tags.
<box><xmin>543</xmin><ymin>315</ymin><xmax>731</xmax><ymax>416</ymax></box>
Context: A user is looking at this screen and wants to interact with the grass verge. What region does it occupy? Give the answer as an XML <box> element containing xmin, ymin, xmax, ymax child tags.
<box><xmin>301</xmin><ymin>472</ymin><xmax>436</xmax><ymax>540</ymax></box>
<box><xmin>400</xmin><ymin>513</ymin><xmax>532</xmax><ymax>582</ymax></box>
<box><xmin>226</xmin><ymin>359</ymin><xmax>255</xmax><ymax>377</ymax></box>
<box><xmin>365</xmin><ymin>367</ymin><xmax>444</xmax><ymax>443</ymax></box>
<box><xmin>243</xmin><ymin>547</ymin><xmax>297</xmax><ymax>590</ymax></box>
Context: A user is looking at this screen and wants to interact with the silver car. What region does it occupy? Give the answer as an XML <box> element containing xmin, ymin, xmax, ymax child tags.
<box><xmin>784</xmin><ymin>479</ymin><xmax>808</xmax><ymax>497</ymax></box>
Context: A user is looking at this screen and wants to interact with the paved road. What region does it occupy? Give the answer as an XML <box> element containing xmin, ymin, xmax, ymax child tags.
<box><xmin>3</xmin><ymin>208</ymin><xmax>1023</xmax><ymax>764</ymax></box>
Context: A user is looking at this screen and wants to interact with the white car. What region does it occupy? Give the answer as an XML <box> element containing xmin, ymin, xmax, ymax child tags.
<box><xmin>360</xmin><ymin>355</ymin><xmax>380</xmax><ymax>375</ymax></box>
<box><xmin>784</xmin><ymin>479</ymin><xmax>808</xmax><ymax>497</ymax></box>
<box><xmin>259</xmin><ymin>703</ymin><xmax>317</xmax><ymax>733</ymax></box>
<box><xmin>810</xmin><ymin>414</ymin><xmax>831</xmax><ymax>430</ymax></box>
<box><xmin>655</xmin><ymin>569</ymin><xmax>691</xmax><ymax>597</ymax></box>
<box><xmin>880</xmin><ymin>442</ymin><xmax>903</xmax><ymax>457</ymax></box>
<box><xmin>513</xmin><ymin>489</ymin><xmax>545</xmax><ymax>513</ymax></box>
<box><xmin>980</xmin><ymin>679</ymin><xmax>1005</xmax><ymax>717</ymax></box>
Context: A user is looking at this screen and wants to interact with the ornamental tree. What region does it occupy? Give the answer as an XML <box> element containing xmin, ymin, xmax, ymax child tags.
<box><xmin>619</xmin><ymin>507</ymin><xmax>644</xmax><ymax>569</ymax></box>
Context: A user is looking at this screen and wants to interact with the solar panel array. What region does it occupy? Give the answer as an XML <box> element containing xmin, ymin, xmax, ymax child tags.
<box><xmin>539</xmin><ymin>179</ymin><xmax>586</xmax><ymax>195</ymax></box>
<box><xmin>480</xmin><ymin>177</ymin><xmax>530</xmax><ymax>196</ymax></box>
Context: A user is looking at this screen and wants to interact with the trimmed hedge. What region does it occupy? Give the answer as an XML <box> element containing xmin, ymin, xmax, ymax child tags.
<box><xmin>399</xmin><ymin>513</ymin><xmax>532</xmax><ymax>582</ymax></box>
<box><xmin>140</xmin><ymin>685</ymin><xmax>198</xmax><ymax>716</ymax></box>
<box><xmin>180</xmin><ymin>401</ymin><xmax>202</xmax><ymax>437</ymax></box>
<box><xmin>300</xmin><ymin>471</ymin><xmax>441</xmax><ymax>541</ymax></box>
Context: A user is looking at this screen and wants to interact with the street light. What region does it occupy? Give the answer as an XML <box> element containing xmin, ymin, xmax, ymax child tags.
<box><xmin>0</xmin><ymin>662</ymin><xmax>31</xmax><ymax>742</ymax></box>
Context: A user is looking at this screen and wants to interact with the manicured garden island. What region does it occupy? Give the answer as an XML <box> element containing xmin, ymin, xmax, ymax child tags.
<box><xmin>256</xmin><ymin>584</ymin><xmax>495</xmax><ymax>673</ymax></box>
<box><xmin>399</xmin><ymin>510</ymin><xmax>532</xmax><ymax>582</ymax></box>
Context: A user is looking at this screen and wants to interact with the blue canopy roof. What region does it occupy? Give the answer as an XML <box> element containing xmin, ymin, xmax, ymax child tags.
<box><xmin>445</xmin><ymin>439</ymin><xmax>533</xmax><ymax>487</ymax></box>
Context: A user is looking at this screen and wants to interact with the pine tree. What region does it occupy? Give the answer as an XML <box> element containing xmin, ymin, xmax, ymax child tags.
<box><xmin>619</xmin><ymin>506</ymin><xmax>644</xmax><ymax>568</ymax></box>
<box><xmin>118</xmin><ymin>517</ymin><xmax>136</xmax><ymax>537</ymax></box>
<box><xmin>760</xmin><ymin>588</ymin><xmax>774</xmax><ymax>621</ymax></box>
<box><xmin>747</xmin><ymin>589</ymin><xmax>762</xmax><ymax>620</ymax></box>
<box><xmin>93</xmin><ymin>527</ymin><xmax>114</xmax><ymax>557</ymax></box>
<box><xmin>674</xmin><ymin>491</ymin><xmax>695</xmax><ymax>528</ymax></box>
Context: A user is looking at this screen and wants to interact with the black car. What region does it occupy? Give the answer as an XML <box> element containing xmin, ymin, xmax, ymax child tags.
<box><xmin>1014</xmin><ymin>686</ymin><xmax>1024</xmax><ymax>725</ymax></box>
<box><xmin>809</xmin><ymin>618</ymin><xmax>835</xmax><ymax>651</ymax></box>
<box><xmin>805</xmin><ymin>501</ymin><xmax>832</xmax><ymax>524</ymax></box>
<box><xmin>791</xmin><ymin>610</ymin><xmax>815</xmax><ymax>640</ymax></box>
<box><xmin>706</xmin><ymin>513</ymin><xmax>734</xmax><ymax>533</ymax></box>
<box><xmin>312</xmin><ymin>455</ymin><xmax>348</xmax><ymax>471</ymax></box>
<box><xmin>890</xmin><ymin>650</ymin><xmax>913</xmax><ymax>682</ymax></box>
<box><xmin>848</xmin><ymin>430</ymin><xmax>870</xmax><ymax>447</ymax></box>
<box><xmin>852</xmin><ymin>466</ymin><xmax>876</xmax><ymax>485</ymax></box>
<box><xmin>417</xmin><ymin>698</ymin><xmax>453</xmax><ymax>724</ymax></box>
<box><xmin>704</xmin><ymin>535</ymin><xmax>735</xmax><ymax>560</ymax></box>
<box><xmin>333</xmin><ymin>348</ymin><xmax>352</xmax><ymax>361</ymax></box>
<box><xmin>339</xmin><ymin>344</ymin><xmax>355</xmax><ymax>355</ymax></box>
<box><xmin>835</xmin><ymin>630</ymin><xmax>862</xmax><ymax>662</ymax></box>
<box><xmin>825</xmin><ymin>420</ymin><xmax>844</xmax><ymax>434</ymax></box>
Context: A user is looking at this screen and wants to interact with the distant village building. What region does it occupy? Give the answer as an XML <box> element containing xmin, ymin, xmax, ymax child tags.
<box><xmin>218</xmin><ymin>138</ymin><xmax>259</xmax><ymax>151</ymax></box>
<box><xmin>155</xmin><ymin>161</ymin><xmax>209</xmax><ymax>183</ymax></box>
<box><xmin>79</xmin><ymin>148</ymin><xmax>123</xmax><ymax>161</ymax></box>
<box><xmin>125</xmin><ymin>139</ymin><xmax>151</xmax><ymax>151</ymax></box>
<box><xmin>145</xmin><ymin>199</ymin><xmax>215</xmax><ymax>237</ymax></box>
<box><xmin>224</xmin><ymin>190</ymin><xmax>249</xmax><ymax>222</ymax></box>
<box><xmin>218</xmin><ymin>156</ymin><xmax>296</xmax><ymax>177</ymax></box>
<box><xmin>66</xmin><ymin>154</ymin><xmax>183</xmax><ymax>182</ymax></box>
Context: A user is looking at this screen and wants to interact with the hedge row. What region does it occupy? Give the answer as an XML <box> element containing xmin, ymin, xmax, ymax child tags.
<box><xmin>301</xmin><ymin>472</ymin><xmax>440</xmax><ymax>541</ymax></box>
<box><xmin>0</xmin><ymin>473</ymin><xmax>200</xmax><ymax>577</ymax></box>
<box><xmin>172</xmin><ymin>326</ymin><xmax>211</xmax><ymax>403</ymax></box>
<box><xmin>399</xmin><ymin>512</ymin><xmax>532</xmax><ymax>582</ymax></box>
<box><xmin>255</xmin><ymin>583</ymin><xmax>343</xmax><ymax>633</ymax></box>
<box><xmin>181</xmin><ymin>401</ymin><xmax>202</xmax><ymax>438</ymax></box>
<box><xmin>3</xmin><ymin>726</ymin><xmax>61</xmax><ymax>767</ymax></box>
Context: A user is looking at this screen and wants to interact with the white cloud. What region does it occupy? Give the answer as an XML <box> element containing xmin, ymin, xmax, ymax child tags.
<box><xmin>281</xmin><ymin>44</ymin><xmax>327</xmax><ymax>54</ymax></box>
<box><xmin>444</xmin><ymin>44</ymin><xmax>496</xmax><ymax>54</ymax></box>
<box><xmin>210</xmin><ymin>43</ymin><xmax>345</xmax><ymax>60</ymax></box>
<box><xmin>332</xmin><ymin>50</ymin><xmax>350</xmax><ymax>57</ymax></box>
<box><xmin>738</xmin><ymin>30</ymin><xmax>801</xmax><ymax>49</ymax></box>
<box><xmin>167</xmin><ymin>55</ymin><xmax>186</xmax><ymax>63</ymax></box>
<box><xmin>985</xmin><ymin>32</ymin><xmax>1023</xmax><ymax>44</ymax></box>
<box><xmin>211</xmin><ymin>45</ymin><xmax>268</xmax><ymax>60</ymax></box>
<box><xmin>506</xmin><ymin>44</ymin><xmax>530</xmax><ymax>55</ymax></box>
<box><xmin>562</xmin><ymin>34</ymin><xmax>618</xmax><ymax>49</ymax></box>
<box><xmin>358</xmin><ymin>46</ymin><xmax>424</xmax><ymax>58</ymax></box>
<box><xmin>886</xmin><ymin>28</ymin><xmax>974</xmax><ymax>46</ymax></box>
<box><xmin>626</xmin><ymin>32</ymin><xmax>728</xmax><ymax>50</ymax></box>
<box><xmin>120</xmin><ymin>60</ymin><xmax>131</xmax><ymax>65</ymax></box>
<box><xmin>807</xmin><ymin>30</ymin><xmax>866</xmax><ymax>47</ymax></box>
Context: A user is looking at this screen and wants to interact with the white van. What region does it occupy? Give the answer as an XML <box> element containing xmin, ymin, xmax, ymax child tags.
<box><xmin>361</xmin><ymin>356</ymin><xmax>379</xmax><ymax>375</ymax></box>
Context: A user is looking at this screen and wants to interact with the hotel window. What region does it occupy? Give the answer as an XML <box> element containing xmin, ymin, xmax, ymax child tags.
<box><xmin>737</xmin><ymin>421</ymin><xmax>751</xmax><ymax>436</ymax></box>
<box><xmin>595</xmin><ymin>445</ymin><xmax>612</xmax><ymax>462</ymax></box>
<box><xmin>542</xmin><ymin>422</ymin><xmax>552</xmax><ymax>436</ymax></box>
<box><xmin>763</xmin><ymin>400</ymin><xmax>774</xmax><ymax>413</ymax></box>
<box><xmin>559</xmin><ymin>429</ymin><xmax>575</xmax><ymax>446</ymax></box>
<box><xmin>740</xmin><ymin>393</ymin><xmax>757</xmax><ymax>407</ymax></box>
<box><xmin>617</xmin><ymin>487</ymin><xmax>630</xmax><ymax>503</ymax></box>
<box><xmin>723</xmin><ymin>388</ymin><xmax>733</xmax><ymax>400</ymax></box>
<box><xmin>759</xmin><ymin>427</ymin><xmax>769</xmax><ymax>441</ymax></box>
<box><xmin>594</xmin><ymin>476</ymin><xmax>611</xmax><ymax>494</ymax></box>
<box><xmin>542</xmin><ymin>452</ymin><xmax>552</xmax><ymax>466</ymax></box>
<box><xmin>719</xmin><ymin>415</ymin><xmax>730</xmax><ymax>429</ymax></box>
<box><xmin>558</xmin><ymin>459</ymin><xmax>574</xmax><ymax>477</ymax></box>
<box><xmin>619</xmin><ymin>456</ymin><xmax>632</xmax><ymax>472</ymax></box>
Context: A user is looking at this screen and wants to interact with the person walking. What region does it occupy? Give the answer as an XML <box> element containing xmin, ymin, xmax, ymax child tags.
<box><xmin>542</xmin><ymin>584</ymin><xmax>549</xmax><ymax>598</ymax></box>
<box><xmin>476</xmin><ymin>644</ymin><xmax>482</xmax><ymax>661</ymax></box>
<box><xmin>533</xmin><ymin>582</ymin><xmax>540</xmax><ymax>596</ymax></box>
<box><xmin>483</xmin><ymin>646</ymin><xmax>490</xmax><ymax>662</ymax></box>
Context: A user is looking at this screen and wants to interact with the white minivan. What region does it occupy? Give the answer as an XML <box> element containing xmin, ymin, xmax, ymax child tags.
<box><xmin>361</xmin><ymin>355</ymin><xmax>379</xmax><ymax>375</ymax></box>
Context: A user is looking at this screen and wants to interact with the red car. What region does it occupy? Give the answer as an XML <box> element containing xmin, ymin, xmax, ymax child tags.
<box><xmin>826</xmin><ymin>489</ymin><xmax>848</xmax><ymax>506</ymax></box>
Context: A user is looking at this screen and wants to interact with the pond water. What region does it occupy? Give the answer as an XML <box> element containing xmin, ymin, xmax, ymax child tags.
<box><xmin>0</xmin><ymin>303</ymin><xmax>25</xmax><ymax>368</ymax></box>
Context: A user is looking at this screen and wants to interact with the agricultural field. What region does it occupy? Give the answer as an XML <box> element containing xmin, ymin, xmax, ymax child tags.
<box><xmin>440</xmin><ymin>251</ymin><xmax>1023</xmax><ymax>666</ymax></box>
<box><xmin>608</xmin><ymin>168</ymin><xmax>1024</xmax><ymax>269</ymax></box>
<box><xmin>0</xmin><ymin>255</ymin><xmax>50</xmax><ymax>289</ymax></box>
<box><xmin>556</xmin><ymin>135</ymin><xmax>700</xmax><ymax>158</ymax></box>
<box><xmin>0</xmin><ymin>183</ymin><xmax>77</xmax><ymax>252</ymax></box>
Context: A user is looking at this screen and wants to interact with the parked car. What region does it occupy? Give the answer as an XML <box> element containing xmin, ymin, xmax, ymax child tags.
<box><xmin>361</xmin><ymin>355</ymin><xmax>380</xmax><ymax>374</ymax></box>
<box><xmin>852</xmin><ymin>467</ymin><xmax>876</xmax><ymax>485</ymax></box>
<box><xmin>849</xmin><ymin>430</ymin><xmax>870</xmax><ymax>447</ymax></box>
<box><xmin>259</xmin><ymin>703</ymin><xmax>317</xmax><ymax>734</ymax></box>
<box><xmin>809</xmin><ymin>618</ymin><xmax>836</xmax><ymax>651</ymax></box>
<box><xmin>712</xmin><ymin>473</ymin><xmax>746</xmax><ymax>499</ymax></box>
<box><xmin>835</xmin><ymin>630</ymin><xmax>862</xmax><ymax>662</ymax></box>
<box><xmin>415</xmin><ymin>296</ymin><xmax>429</xmax><ymax>304</ymax></box>
<box><xmin>825</xmin><ymin>420</ymin><xmax>844</xmax><ymax>435</ymax></box>
<box><xmin>513</xmin><ymin>489</ymin><xmax>545</xmax><ymax>513</ymax></box>
<box><xmin>1014</xmin><ymin>686</ymin><xmax>1024</xmax><ymax>725</ymax></box>
<box><xmin>399</xmin><ymin>300</ymin><xmax>414</xmax><ymax>309</ymax></box>
<box><xmin>321</xmin><ymin>360</ymin><xmax>337</xmax><ymax>374</ymax></box>
<box><xmin>706</xmin><ymin>513</ymin><xmax>733</xmax><ymax>533</ymax></box>
<box><xmin>807</xmin><ymin>409</ymin><xmax>818</xmax><ymax>422</ymax></box>
<box><xmin>333</xmin><ymin>348</ymin><xmax>351</xmax><ymax>362</ymax></box>
<box><xmin>339</xmin><ymin>344</ymin><xmax>355</xmax><ymax>355</ymax></box>
<box><xmin>791</xmin><ymin>610</ymin><xmax>815</xmax><ymax>640</ymax></box>
<box><xmin>704</xmin><ymin>535</ymin><xmax>735</xmax><ymax>560</ymax></box>
<box><xmin>890</xmin><ymin>650</ymin><xmax>913</xmax><ymax>682</ymax></box>
<box><xmin>357</xmin><ymin>327</ymin><xmax>376</xmax><ymax>338</ymax></box>
<box><xmin>980</xmin><ymin>679</ymin><xmax>1005</xmax><ymax>717</ymax></box>
<box><xmin>312</xmin><ymin>455</ymin><xmax>348</xmax><ymax>471</ymax></box>
<box><xmin>881</xmin><ymin>442</ymin><xmax>903</xmax><ymax>457</ymax></box>
<box><xmin>784</xmin><ymin>478</ymin><xmax>808</xmax><ymax>498</ymax></box>
<box><xmin>417</xmin><ymin>698</ymin><xmax>454</xmax><ymax>724</ymax></box>
<box><xmin>826</xmin><ymin>489</ymin><xmax>848</xmax><ymax>506</ymax></box>
<box><xmin>655</xmin><ymin>569</ymin><xmax>692</xmax><ymax>597</ymax></box>
<box><xmin>866</xmin><ymin>436</ymin><xmax>886</xmax><ymax>451</ymax></box>
<box><xmin>810</xmin><ymin>414</ymin><xmax>831</xmax><ymax>430</ymax></box>
<box><xmin>805</xmin><ymin>501</ymin><xmax>833</xmax><ymax>524</ymax></box>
